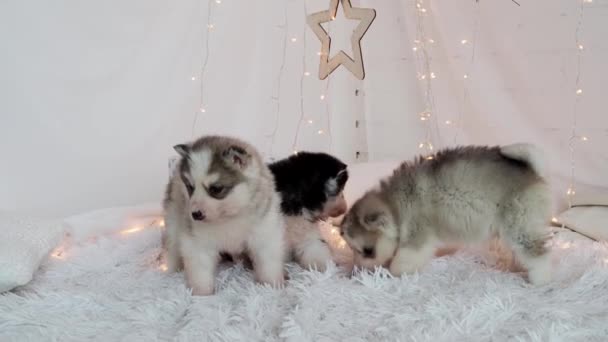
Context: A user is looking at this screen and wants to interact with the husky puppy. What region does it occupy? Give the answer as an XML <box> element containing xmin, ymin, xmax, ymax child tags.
<box><xmin>268</xmin><ymin>152</ymin><xmax>348</xmax><ymax>271</ymax></box>
<box><xmin>340</xmin><ymin>144</ymin><xmax>552</xmax><ymax>285</ymax></box>
<box><xmin>162</xmin><ymin>136</ymin><xmax>285</xmax><ymax>295</ymax></box>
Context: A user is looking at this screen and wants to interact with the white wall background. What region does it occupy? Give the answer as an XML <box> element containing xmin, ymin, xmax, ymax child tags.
<box><xmin>1</xmin><ymin>0</ymin><xmax>607</xmax><ymax>218</ymax></box>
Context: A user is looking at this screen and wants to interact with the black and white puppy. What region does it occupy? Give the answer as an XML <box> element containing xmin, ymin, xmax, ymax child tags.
<box><xmin>268</xmin><ymin>152</ymin><xmax>349</xmax><ymax>271</ymax></box>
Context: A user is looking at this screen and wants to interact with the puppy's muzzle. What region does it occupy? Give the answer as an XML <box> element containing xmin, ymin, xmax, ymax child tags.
<box><xmin>327</xmin><ymin>194</ymin><xmax>348</xmax><ymax>217</ymax></box>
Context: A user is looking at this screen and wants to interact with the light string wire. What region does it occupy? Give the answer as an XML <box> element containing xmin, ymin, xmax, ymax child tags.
<box><xmin>413</xmin><ymin>0</ymin><xmax>440</xmax><ymax>156</ymax></box>
<box><xmin>291</xmin><ymin>1</ymin><xmax>309</xmax><ymax>154</ymax></box>
<box><xmin>267</xmin><ymin>2</ymin><xmax>289</xmax><ymax>161</ymax></box>
<box><xmin>567</xmin><ymin>0</ymin><xmax>586</xmax><ymax>208</ymax></box>
<box><xmin>191</xmin><ymin>0</ymin><xmax>215</xmax><ymax>138</ymax></box>
<box><xmin>454</xmin><ymin>1</ymin><xmax>481</xmax><ymax>145</ymax></box>
<box><xmin>323</xmin><ymin>20</ymin><xmax>333</xmax><ymax>153</ymax></box>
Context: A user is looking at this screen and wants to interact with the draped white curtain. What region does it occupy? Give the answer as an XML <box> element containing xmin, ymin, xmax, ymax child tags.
<box><xmin>1</xmin><ymin>0</ymin><xmax>606</xmax><ymax>216</ymax></box>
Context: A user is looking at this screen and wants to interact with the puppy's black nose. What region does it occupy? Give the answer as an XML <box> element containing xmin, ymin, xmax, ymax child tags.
<box><xmin>362</xmin><ymin>247</ymin><xmax>375</xmax><ymax>258</ymax></box>
<box><xmin>191</xmin><ymin>210</ymin><xmax>205</xmax><ymax>221</ymax></box>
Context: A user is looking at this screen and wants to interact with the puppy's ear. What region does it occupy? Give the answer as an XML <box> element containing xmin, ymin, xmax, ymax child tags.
<box><xmin>173</xmin><ymin>144</ymin><xmax>190</xmax><ymax>158</ymax></box>
<box><xmin>222</xmin><ymin>145</ymin><xmax>251</xmax><ymax>169</ymax></box>
<box><xmin>363</xmin><ymin>211</ymin><xmax>388</xmax><ymax>230</ymax></box>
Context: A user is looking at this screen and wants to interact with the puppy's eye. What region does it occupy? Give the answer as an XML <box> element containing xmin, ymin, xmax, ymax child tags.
<box><xmin>339</xmin><ymin>230</ymin><xmax>344</xmax><ymax>237</ymax></box>
<box><xmin>207</xmin><ymin>184</ymin><xmax>227</xmax><ymax>198</ymax></box>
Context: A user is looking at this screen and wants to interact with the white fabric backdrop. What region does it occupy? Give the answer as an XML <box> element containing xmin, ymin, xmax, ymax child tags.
<box><xmin>1</xmin><ymin>0</ymin><xmax>606</xmax><ymax>217</ymax></box>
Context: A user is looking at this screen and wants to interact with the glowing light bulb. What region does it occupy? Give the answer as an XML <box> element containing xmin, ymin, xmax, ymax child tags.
<box><xmin>320</xmin><ymin>94</ymin><xmax>325</xmax><ymax>100</ymax></box>
<box><xmin>551</xmin><ymin>217</ymin><xmax>558</xmax><ymax>223</ymax></box>
<box><xmin>207</xmin><ymin>24</ymin><xmax>214</xmax><ymax>30</ymax></box>
<box><xmin>121</xmin><ymin>225</ymin><xmax>143</xmax><ymax>235</ymax></box>
<box><xmin>420</xmin><ymin>74</ymin><xmax>427</xmax><ymax>80</ymax></box>
<box><xmin>578</xmin><ymin>44</ymin><xmax>584</xmax><ymax>50</ymax></box>
<box><xmin>318</xmin><ymin>129</ymin><xmax>324</xmax><ymax>135</ymax></box>
<box><xmin>215</xmin><ymin>0</ymin><xmax>221</xmax><ymax>3</ymax></box>
<box><xmin>414</xmin><ymin>39</ymin><xmax>421</xmax><ymax>44</ymax></box>
<box><xmin>428</xmin><ymin>39</ymin><xmax>435</xmax><ymax>43</ymax></box>
<box><xmin>317</xmin><ymin>51</ymin><xmax>323</xmax><ymax>56</ymax></box>
<box><xmin>200</xmin><ymin>107</ymin><xmax>206</xmax><ymax>113</ymax></box>
<box><xmin>419</xmin><ymin>143</ymin><xmax>425</xmax><ymax>148</ymax></box>
<box><xmin>412</xmin><ymin>47</ymin><xmax>418</xmax><ymax>51</ymax></box>
<box><xmin>51</xmin><ymin>246</ymin><xmax>66</xmax><ymax>259</ymax></box>
<box><xmin>430</xmin><ymin>72</ymin><xmax>436</xmax><ymax>79</ymax></box>
<box><xmin>293</xmin><ymin>150</ymin><xmax>298</xmax><ymax>155</ymax></box>
<box><xmin>426</xmin><ymin>156</ymin><xmax>434</xmax><ymax>160</ymax></box>
<box><xmin>291</xmin><ymin>37</ymin><xmax>297</xmax><ymax>42</ymax></box>
<box><xmin>463</xmin><ymin>74</ymin><xmax>469</xmax><ymax>79</ymax></box>
<box><xmin>567</xmin><ymin>188</ymin><xmax>576</xmax><ymax>196</ymax></box>
<box><xmin>581</xmin><ymin>136</ymin><xmax>589</xmax><ymax>141</ymax></box>
<box><xmin>583</xmin><ymin>0</ymin><xmax>593</xmax><ymax>3</ymax></box>
<box><xmin>445</xmin><ymin>120</ymin><xmax>452</xmax><ymax>125</ymax></box>
<box><xmin>420</xmin><ymin>8</ymin><xmax>427</xmax><ymax>13</ymax></box>
<box><xmin>461</xmin><ymin>39</ymin><xmax>468</xmax><ymax>45</ymax></box>
<box><xmin>307</xmin><ymin>119</ymin><xmax>313</xmax><ymax>124</ymax></box>
<box><xmin>304</xmin><ymin>71</ymin><xmax>311</xmax><ymax>76</ymax></box>
<box><xmin>159</xmin><ymin>219</ymin><xmax>165</xmax><ymax>227</ymax></box>
<box><xmin>159</xmin><ymin>264</ymin><xmax>168</xmax><ymax>272</ymax></box>
<box><xmin>191</xmin><ymin>76</ymin><xmax>196</xmax><ymax>81</ymax></box>
<box><xmin>576</xmin><ymin>89</ymin><xmax>583</xmax><ymax>95</ymax></box>
<box><xmin>416</xmin><ymin>3</ymin><xmax>422</xmax><ymax>9</ymax></box>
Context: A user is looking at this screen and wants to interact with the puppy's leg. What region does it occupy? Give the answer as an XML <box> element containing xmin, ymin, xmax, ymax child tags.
<box><xmin>166</xmin><ymin>243</ymin><xmax>182</xmax><ymax>273</ymax></box>
<box><xmin>162</xmin><ymin>218</ymin><xmax>183</xmax><ymax>272</ymax></box>
<box><xmin>389</xmin><ymin>241</ymin><xmax>435</xmax><ymax>276</ymax></box>
<box><xmin>294</xmin><ymin>229</ymin><xmax>333</xmax><ymax>272</ymax></box>
<box><xmin>506</xmin><ymin>231</ymin><xmax>551</xmax><ymax>285</ymax></box>
<box><xmin>183</xmin><ymin>248</ymin><xmax>218</xmax><ymax>296</ymax></box>
<box><xmin>248</xmin><ymin>218</ymin><xmax>285</xmax><ymax>287</ymax></box>
<box><xmin>502</xmin><ymin>185</ymin><xmax>552</xmax><ymax>285</ymax></box>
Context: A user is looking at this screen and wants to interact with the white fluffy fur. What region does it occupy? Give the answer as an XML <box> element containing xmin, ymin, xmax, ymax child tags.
<box><xmin>2</xmin><ymin>219</ymin><xmax>608</xmax><ymax>341</ymax></box>
<box><xmin>284</xmin><ymin>216</ymin><xmax>334</xmax><ymax>272</ymax></box>
<box><xmin>164</xmin><ymin>144</ymin><xmax>285</xmax><ymax>295</ymax></box>
<box><xmin>342</xmin><ymin>144</ymin><xmax>554</xmax><ymax>285</ymax></box>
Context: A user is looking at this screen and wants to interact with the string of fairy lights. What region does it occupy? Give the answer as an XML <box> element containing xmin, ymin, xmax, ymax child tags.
<box><xmin>267</xmin><ymin>2</ymin><xmax>288</xmax><ymax>161</ymax></box>
<box><xmin>190</xmin><ymin>0</ymin><xmax>215</xmax><ymax>138</ymax></box>
<box><xmin>566</xmin><ymin>0</ymin><xmax>591</xmax><ymax>207</ymax></box>
<box><xmin>291</xmin><ymin>2</ymin><xmax>333</xmax><ymax>156</ymax></box>
<box><xmin>291</xmin><ymin>1</ymin><xmax>310</xmax><ymax>155</ymax></box>
<box><xmin>412</xmin><ymin>0</ymin><xmax>441</xmax><ymax>158</ymax></box>
<box><xmin>453</xmin><ymin>0</ymin><xmax>481</xmax><ymax>145</ymax></box>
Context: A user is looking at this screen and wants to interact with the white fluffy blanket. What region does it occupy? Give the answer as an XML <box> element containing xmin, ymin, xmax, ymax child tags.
<box><xmin>1</xmin><ymin>217</ymin><xmax>608</xmax><ymax>341</ymax></box>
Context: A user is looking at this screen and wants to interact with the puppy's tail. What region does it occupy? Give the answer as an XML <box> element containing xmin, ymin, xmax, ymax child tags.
<box><xmin>500</xmin><ymin>143</ymin><xmax>548</xmax><ymax>178</ymax></box>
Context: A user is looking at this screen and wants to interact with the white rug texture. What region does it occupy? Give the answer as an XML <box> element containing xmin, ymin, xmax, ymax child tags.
<box><xmin>1</xmin><ymin>218</ymin><xmax>607</xmax><ymax>342</ymax></box>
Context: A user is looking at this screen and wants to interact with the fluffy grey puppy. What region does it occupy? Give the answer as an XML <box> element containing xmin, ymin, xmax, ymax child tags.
<box><xmin>162</xmin><ymin>136</ymin><xmax>285</xmax><ymax>295</ymax></box>
<box><xmin>340</xmin><ymin>143</ymin><xmax>553</xmax><ymax>285</ymax></box>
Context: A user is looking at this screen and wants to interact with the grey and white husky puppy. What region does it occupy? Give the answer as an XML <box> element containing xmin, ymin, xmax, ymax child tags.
<box><xmin>340</xmin><ymin>143</ymin><xmax>553</xmax><ymax>285</ymax></box>
<box><xmin>163</xmin><ymin>135</ymin><xmax>285</xmax><ymax>295</ymax></box>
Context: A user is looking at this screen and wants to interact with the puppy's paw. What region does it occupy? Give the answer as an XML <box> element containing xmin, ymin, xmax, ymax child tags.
<box><xmin>255</xmin><ymin>273</ymin><xmax>285</xmax><ymax>289</ymax></box>
<box><xmin>527</xmin><ymin>264</ymin><xmax>552</xmax><ymax>286</ymax></box>
<box><xmin>389</xmin><ymin>259</ymin><xmax>419</xmax><ymax>277</ymax></box>
<box><xmin>190</xmin><ymin>284</ymin><xmax>215</xmax><ymax>296</ymax></box>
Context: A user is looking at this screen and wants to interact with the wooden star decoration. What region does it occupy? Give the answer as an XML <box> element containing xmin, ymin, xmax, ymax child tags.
<box><xmin>307</xmin><ymin>0</ymin><xmax>376</xmax><ymax>80</ymax></box>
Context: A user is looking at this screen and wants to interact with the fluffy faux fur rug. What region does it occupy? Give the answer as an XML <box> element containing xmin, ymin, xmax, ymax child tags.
<box><xmin>1</xmin><ymin>220</ymin><xmax>607</xmax><ymax>342</ymax></box>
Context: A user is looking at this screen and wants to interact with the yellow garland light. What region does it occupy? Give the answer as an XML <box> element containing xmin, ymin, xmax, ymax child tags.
<box><xmin>121</xmin><ymin>225</ymin><xmax>143</xmax><ymax>235</ymax></box>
